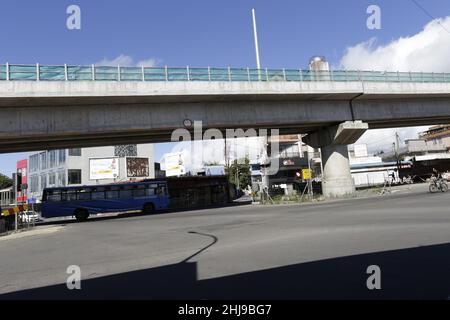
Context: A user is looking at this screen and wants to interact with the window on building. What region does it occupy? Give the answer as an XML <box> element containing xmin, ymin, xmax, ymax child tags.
<box><xmin>40</xmin><ymin>152</ymin><xmax>48</xmax><ymax>170</ymax></box>
<box><xmin>40</xmin><ymin>174</ymin><xmax>47</xmax><ymax>190</ymax></box>
<box><xmin>58</xmin><ymin>150</ymin><xmax>66</xmax><ymax>165</ymax></box>
<box><xmin>49</xmin><ymin>150</ymin><xmax>57</xmax><ymax>168</ymax></box>
<box><xmin>30</xmin><ymin>175</ymin><xmax>39</xmax><ymax>193</ymax></box>
<box><xmin>57</xmin><ymin>171</ymin><xmax>66</xmax><ymax>187</ymax></box>
<box><xmin>68</xmin><ymin>169</ymin><xmax>82</xmax><ymax>185</ymax></box>
<box><xmin>114</xmin><ymin>145</ymin><xmax>137</xmax><ymax>157</ymax></box>
<box><xmin>68</xmin><ymin>148</ymin><xmax>82</xmax><ymax>156</ymax></box>
<box><xmin>48</xmin><ymin>173</ymin><xmax>56</xmax><ymax>186</ymax></box>
<box><xmin>29</xmin><ymin>154</ymin><xmax>39</xmax><ymax>173</ymax></box>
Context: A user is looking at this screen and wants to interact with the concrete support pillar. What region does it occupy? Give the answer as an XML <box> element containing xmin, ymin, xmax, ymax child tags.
<box><xmin>321</xmin><ymin>144</ymin><xmax>355</xmax><ymax>198</ymax></box>
<box><xmin>305</xmin><ymin>121</ymin><xmax>369</xmax><ymax>199</ymax></box>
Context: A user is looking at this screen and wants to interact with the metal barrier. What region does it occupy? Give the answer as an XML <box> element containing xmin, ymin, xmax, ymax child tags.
<box><xmin>1</xmin><ymin>64</ymin><xmax>450</xmax><ymax>83</ymax></box>
<box><xmin>0</xmin><ymin>204</ymin><xmax>37</xmax><ymax>235</ymax></box>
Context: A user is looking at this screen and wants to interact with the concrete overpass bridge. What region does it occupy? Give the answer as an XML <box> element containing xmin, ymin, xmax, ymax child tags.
<box><xmin>2</xmin><ymin>64</ymin><xmax>450</xmax><ymax>197</ymax></box>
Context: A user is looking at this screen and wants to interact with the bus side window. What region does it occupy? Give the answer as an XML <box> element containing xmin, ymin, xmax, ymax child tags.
<box><xmin>92</xmin><ymin>191</ymin><xmax>105</xmax><ymax>200</ymax></box>
<box><xmin>67</xmin><ymin>190</ymin><xmax>77</xmax><ymax>201</ymax></box>
<box><xmin>119</xmin><ymin>188</ymin><xmax>132</xmax><ymax>199</ymax></box>
<box><xmin>48</xmin><ymin>191</ymin><xmax>61</xmax><ymax>202</ymax></box>
<box><xmin>132</xmin><ymin>188</ymin><xmax>146</xmax><ymax>198</ymax></box>
<box><xmin>146</xmin><ymin>188</ymin><xmax>155</xmax><ymax>197</ymax></box>
<box><xmin>77</xmin><ymin>189</ymin><xmax>91</xmax><ymax>201</ymax></box>
<box><xmin>106</xmin><ymin>190</ymin><xmax>119</xmax><ymax>199</ymax></box>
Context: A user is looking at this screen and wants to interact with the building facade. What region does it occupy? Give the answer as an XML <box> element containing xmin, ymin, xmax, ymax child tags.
<box><xmin>405</xmin><ymin>138</ymin><xmax>447</xmax><ymax>155</ymax></box>
<box><xmin>420</xmin><ymin>125</ymin><xmax>450</xmax><ymax>149</ymax></box>
<box><xmin>27</xmin><ymin>144</ymin><xmax>155</xmax><ymax>202</ymax></box>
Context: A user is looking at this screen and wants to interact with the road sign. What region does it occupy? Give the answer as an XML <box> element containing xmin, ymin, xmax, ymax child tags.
<box><xmin>302</xmin><ymin>169</ymin><xmax>311</xmax><ymax>180</ymax></box>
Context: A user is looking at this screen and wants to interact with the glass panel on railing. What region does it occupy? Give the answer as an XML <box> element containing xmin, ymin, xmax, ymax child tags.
<box><xmin>39</xmin><ymin>66</ymin><xmax>65</xmax><ymax>81</ymax></box>
<box><xmin>398</xmin><ymin>72</ymin><xmax>412</xmax><ymax>82</ymax></box>
<box><xmin>67</xmin><ymin>66</ymin><xmax>92</xmax><ymax>80</ymax></box>
<box><xmin>383</xmin><ymin>72</ymin><xmax>398</xmax><ymax>82</ymax></box>
<box><xmin>331</xmin><ymin>70</ymin><xmax>346</xmax><ymax>81</ymax></box>
<box><xmin>189</xmin><ymin>68</ymin><xmax>209</xmax><ymax>81</ymax></box>
<box><xmin>433</xmin><ymin>73</ymin><xmax>446</xmax><ymax>83</ymax></box>
<box><xmin>9</xmin><ymin>65</ymin><xmax>37</xmax><ymax>80</ymax></box>
<box><xmin>421</xmin><ymin>73</ymin><xmax>435</xmax><ymax>82</ymax></box>
<box><xmin>345</xmin><ymin>71</ymin><xmax>360</xmax><ymax>81</ymax></box>
<box><xmin>120</xmin><ymin>67</ymin><xmax>142</xmax><ymax>81</ymax></box>
<box><xmin>410</xmin><ymin>72</ymin><xmax>423</xmax><ymax>82</ymax></box>
<box><xmin>94</xmin><ymin>66</ymin><xmax>118</xmax><ymax>80</ymax></box>
<box><xmin>0</xmin><ymin>65</ymin><xmax>6</xmax><ymax>80</ymax></box>
<box><xmin>210</xmin><ymin>68</ymin><xmax>229</xmax><ymax>81</ymax></box>
<box><xmin>300</xmin><ymin>70</ymin><xmax>313</xmax><ymax>81</ymax></box>
<box><xmin>311</xmin><ymin>70</ymin><xmax>332</xmax><ymax>81</ymax></box>
<box><xmin>144</xmin><ymin>67</ymin><xmax>166</xmax><ymax>81</ymax></box>
<box><xmin>444</xmin><ymin>74</ymin><xmax>450</xmax><ymax>82</ymax></box>
<box><xmin>230</xmin><ymin>68</ymin><xmax>249</xmax><ymax>81</ymax></box>
<box><xmin>168</xmin><ymin>68</ymin><xmax>188</xmax><ymax>81</ymax></box>
<box><xmin>267</xmin><ymin>69</ymin><xmax>285</xmax><ymax>81</ymax></box>
<box><xmin>284</xmin><ymin>69</ymin><xmax>301</xmax><ymax>81</ymax></box>
<box><xmin>248</xmin><ymin>69</ymin><xmax>263</xmax><ymax>81</ymax></box>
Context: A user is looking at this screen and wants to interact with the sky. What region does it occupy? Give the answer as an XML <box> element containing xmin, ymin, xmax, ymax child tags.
<box><xmin>1</xmin><ymin>0</ymin><xmax>450</xmax><ymax>175</ymax></box>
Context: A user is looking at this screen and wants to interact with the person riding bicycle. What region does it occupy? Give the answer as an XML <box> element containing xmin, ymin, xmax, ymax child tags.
<box><xmin>430</xmin><ymin>168</ymin><xmax>448</xmax><ymax>193</ymax></box>
<box><xmin>432</xmin><ymin>168</ymin><xmax>443</xmax><ymax>180</ymax></box>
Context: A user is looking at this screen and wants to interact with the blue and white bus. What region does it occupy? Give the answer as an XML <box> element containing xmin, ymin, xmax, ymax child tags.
<box><xmin>41</xmin><ymin>180</ymin><xmax>169</xmax><ymax>221</ymax></box>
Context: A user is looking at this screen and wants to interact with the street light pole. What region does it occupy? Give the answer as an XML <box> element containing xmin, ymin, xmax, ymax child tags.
<box><xmin>252</xmin><ymin>8</ymin><xmax>261</xmax><ymax>71</ymax></box>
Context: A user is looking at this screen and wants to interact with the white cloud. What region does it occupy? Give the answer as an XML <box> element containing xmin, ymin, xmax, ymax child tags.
<box><xmin>340</xmin><ymin>16</ymin><xmax>450</xmax><ymax>72</ymax></box>
<box><xmin>95</xmin><ymin>54</ymin><xmax>159</xmax><ymax>67</ymax></box>
<box><xmin>340</xmin><ymin>16</ymin><xmax>450</xmax><ymax>151</ymax></box>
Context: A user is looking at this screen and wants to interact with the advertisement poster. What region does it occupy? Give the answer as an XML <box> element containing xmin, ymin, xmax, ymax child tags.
<box><xmin>89</xmin><ymin>158</ymin><xmax>119</xmax><ymax>180</ymax></box>
<box><xmin>126</xmin><ymin>157</ymin><xmax>150</xmax><ymax>177</ymax></box>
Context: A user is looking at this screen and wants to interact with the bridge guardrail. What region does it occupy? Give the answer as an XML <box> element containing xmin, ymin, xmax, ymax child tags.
<box><xmin>1</xmin><ymin>64</ymin><xmax>450</xmax><ymax>83</ymax></box>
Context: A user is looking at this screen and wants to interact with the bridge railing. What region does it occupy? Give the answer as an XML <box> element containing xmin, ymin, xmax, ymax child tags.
<box><xmin>1</xmin><ymin>64</ymin><xmax>450</xmax><ymax>83</ymax></box>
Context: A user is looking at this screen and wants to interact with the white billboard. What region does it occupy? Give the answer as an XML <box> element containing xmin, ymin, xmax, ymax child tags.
<box><xmin>164</xmin><ymin>152</ymin><xmax>185</xmax><ymax>177</ymax></box>
<box><xmin>89</xmin><ymin>158</ymin><xmax>119</xmax><ymax>180</ymax></box>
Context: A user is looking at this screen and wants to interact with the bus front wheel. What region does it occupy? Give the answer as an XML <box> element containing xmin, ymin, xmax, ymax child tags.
<box><xmin>143</xmin><ymin>203</ymin><xmax>155</xmax><ymax>215</ymax></box>
<box><xmin>74</xmin><ymin>208</ymin><xmax>89</xmax><ymax>222</ymax></box>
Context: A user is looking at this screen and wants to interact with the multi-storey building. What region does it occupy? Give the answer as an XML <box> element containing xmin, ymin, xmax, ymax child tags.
<box><xmin>27</xmin><ymin>144</ymin><xmax>155</xmax><ymax>202</ymax></box>
<box><xmin>415</xmin><ymin>125</ymin><xmax>450</xmax><ymax>151</ymax></box>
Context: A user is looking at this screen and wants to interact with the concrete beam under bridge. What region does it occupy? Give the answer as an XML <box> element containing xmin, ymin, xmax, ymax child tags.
<box><xmin>2</xmin><ymin>80</ymin><xmax>450</xmax><ymax>152</ymax></box>
<box><xmin>305</xmin><ymin>121</ymin><xmax>369</xmax><ymax>198</ymax></box>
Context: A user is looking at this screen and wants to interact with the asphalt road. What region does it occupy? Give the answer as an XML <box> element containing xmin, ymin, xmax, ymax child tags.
<box><xmin>0</xmin><ymin>184</ymin><xmax>449</xmax><ymax>299</ymax></box>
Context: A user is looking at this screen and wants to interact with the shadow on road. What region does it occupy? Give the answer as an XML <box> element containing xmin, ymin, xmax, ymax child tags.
<box><xmin>1</xmin><ymin>242</ymin><xmax>449</xmax><ymax>300</ymax></box>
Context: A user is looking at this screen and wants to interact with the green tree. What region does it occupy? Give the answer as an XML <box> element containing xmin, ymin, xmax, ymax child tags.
<box><xmin>0</xmin><ymin>173</ymin><xmax>13</xmax><ymax>189</ymax></box>
<box><xmin>227</xmin><ymin>157</ymin><xmax>251</xmax><ymax>189</ymax></box>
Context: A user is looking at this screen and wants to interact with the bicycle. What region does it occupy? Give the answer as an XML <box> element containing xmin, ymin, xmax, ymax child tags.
<box><xmin>429</xmin><ymin>176</ymin><xmax>448</xmax><ymax>193</ymax></box>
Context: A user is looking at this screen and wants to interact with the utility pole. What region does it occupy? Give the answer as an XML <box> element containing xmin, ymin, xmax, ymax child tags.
<box><xmin>251</xmin><ymin>8</ymin><xmax>269</xmax><ymax>201</ymax></box>
<box><xmin>395</xmin><ymin>132</ymin><xmax>401</xmax><ymax>180</ymax></box>
<box><xmin>13</xmin><ymin>173</ymin><xmax>18</xmax><ymax>232</ymax></box>
<box><xmin>307</xmin><ymin>148</ymin><xmax>313</xmax><ymax>199</ymax></box>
